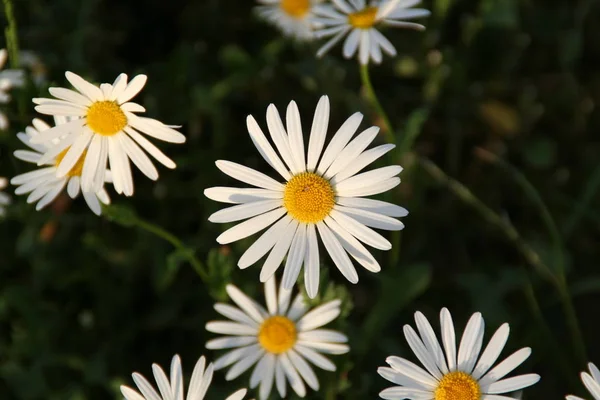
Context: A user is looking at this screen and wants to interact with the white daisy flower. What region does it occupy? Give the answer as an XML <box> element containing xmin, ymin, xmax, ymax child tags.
<box><xmin>29</xmin><ymin>71</ymin><xmax>186</xmax><ymax>196</ymax></box>
<box><xmin>205</xmin><ymin>95</ymin><xmax>407</xmax><ymax>298</ymax></box>
<box><xmin>314</xmin><ymin>0</ymin><xmax>430</xmax><ymax>65</ymax></box>
<box><xmin>121</xmin><ymin>354</ymin><xmax>249</xmax><ymax>400</ymax></box>
<box><xmin>378</xmin><ymin>308</ymin><xmax>540</xmax><ymax>400</ymax></box>
<box><xmin>0</xmin><ymin>48</ymin><xmax>25</xmax><ymax>130</ymax></box>
<box><xmin>11</xmin><ymin>117</ymin><xmax>111</xmax><ymax>215</ymax></box>
<box><xmin>0</xmin><ymin>177</ymin><xmax>10</xmax><ymax>216</ymax></box>
<box><xmin>206</xmin><ymin>278</ymin><xmax>349</xmax><ymax>399</ymax></box>
<box><xmin>566</xmin><ymin>363</ymin><xmax>600</xmax><ymax>400</ymax></box>
<box><xmin>255</xmin><ymin>0</ymin><xmax>323</xmax><ymax>40</ymax></box>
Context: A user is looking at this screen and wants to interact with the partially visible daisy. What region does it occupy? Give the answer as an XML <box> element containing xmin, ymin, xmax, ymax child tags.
<box><xmin>566</xmin><ymin>363</ymin><xmax>600</xmax><ymax>400</ymax></box>
<box><xmin>205</xmin><ymin>95</ymin><xmax>407</xmax><ymax>298</ymax></box>
<box><xmin>255</xmin><ymin>0</ymin><xmax>323</xmax><ymax>40</ymax></box>
<box><xmin>11</xmin><ymin>117</ymin><xmax>111</xmax><ymax>215</ymax></box>
<box><xmin>314</xmin><ymin>0</ymin><xmax>430</xmax><ymax>65</ymax></box>
<box><xmin>206</xmin><ymin>278</ymin><xmax>349</xmax><ymax>399</ymax></box>
<box><xmin>378</xmin><ymin>308</ymin><xmax>540</xmax><ymax>400</ymax></box>
<box><xmin>29</xmin><ymin>71</ymin><xmax>185</xmax><ymax>196</ymax></box>
<box><xmin>0</xmin><ymin>177</ymin><xmax>10</xmax><ymax>216</ymax></box>
<box><xmin>0</xmin><ymin>48</ymin><xmax>25</xmax><ymax>130</ymax></box>
<box><xmin>121</xmin><ymin>354</ymin><xmax>248</xmax><ymax>400</ymax></box>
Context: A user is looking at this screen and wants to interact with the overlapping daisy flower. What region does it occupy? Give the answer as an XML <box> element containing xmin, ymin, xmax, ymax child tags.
<box><xmin>566</xmin><ymin>363</ymin><xmax>600</xmax><ymax>400</ymax></box>
<box><xmin>206</xmin><ymin>278</ymin><xmax>349</xmax><ymax>399</ymax></box>
<box><xmin>29</xmin><ymin>71</ymin><xmax>185</xmax><ymax>196</ymax></box>
<box><xmin>255</xmin><ymin>0</ymin><xmax>324</xmax><ymax>40</ymax></box>
<box><xmin>378</xmin><ymin>308</ymin><xmax>540</xmax><ymax>400</ymax></box>
<box><xmin>0</xmin><ymin>177</ymin><xmax>10</xmax><ymax>216</ymax></box>
<box><xmin>11</xmin><ymin>117</ymin><xmax>111</xmax><ymax>215</ymax></box>
<box><xmin>314</xmin><ymin>0</ymin><xmax>430</xmax><ymax>65</ymax></box>
<box><xmin>205</xmin><ymin>95</ymin><xmax>406</xmax><ymax>298</ymax></box>
<box><xmin>121</xmin><ymin>354</ymin><xmax>248</xmax><ymax>400</ymax></box>
<box><xmin>0</xmin><ymin>48</ymin><xmax>25</xmax><ymax>130</ymax></box>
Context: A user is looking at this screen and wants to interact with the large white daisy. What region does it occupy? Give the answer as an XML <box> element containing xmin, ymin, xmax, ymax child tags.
<box><xmin>378</xmin><ymin>308</ymin><xmax>540</xmax><ymax>400</ymax></box>
<box><xmin>566</xmin><ymin>363</ymin><xmax>600</xmax><ymax>400</ymax></box>
<box><xmin>0</xmin><ymin>177</ymin><xmax>10</xmax><ymax>216</ymax></box>
<box><xmin>121</xmin><ymin>354</ymin><xmax>248</xmax><ymax>400</ymax></box>
<box><xmin>11</xmin><ymin>117</ymin><xmax>111</xmax><ymax>215</ymax></box>
<box><xmin>314</xmin><ymin>0</ymin><xmax>430</xmax><ymax>65</ymax></box>
<box><xmin>0</xmin><ymin>48</ymin><xmax>25</xmax><ymax>130</ymax></box>
<box><xmin>205</xmin><ymin>95</ymin><xmax>407</xmax><ymax>298</ymax></box>
<box><xmin>255</xmin><ymin>0</ymin><xmax>323</xmax><ymax>40</ymax></box>
<box><xmin>28</xmin><ymin>71</ymin><xmax>185</xmax><ymax>196</ymax></box>
<box><xmin>206</xmin><ymin>278</ymin><xmax>349</xmax><ymax>399</ymax></box>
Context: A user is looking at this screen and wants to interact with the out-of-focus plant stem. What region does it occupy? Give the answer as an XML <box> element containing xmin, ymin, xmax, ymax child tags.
<box><xmin>104</xmin><ymin>205</ymin><xmax>209</xmax><ymax>282</ymax></box>
<box><xmin>475</xmin><ymin>147</ymin><xmax>586</xmax><ymax>364</ymax></box>
<box><xmin>3</xmin><ymin>0</ymin><xmax>20</xmax><ymax>67</ymax></box>
<box><xmin>359</xmin><ymin>64</ymin><xmax>586</xmax><ymax>364</ymax></box>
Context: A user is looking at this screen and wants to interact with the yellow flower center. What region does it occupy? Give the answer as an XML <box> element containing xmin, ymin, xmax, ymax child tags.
<box><xmin>280</xmin><ymin>0</ymin><xmax>310</xmax><ymax>18</ymax></box>
<box><xmin>283</xmin><ymin>172</ymin><xmax>335</xmax><ymax>224</ymax></box>
<box><xmin>434</xmin><ymin>372</ymin><xmax>481</xmax><ymax>400</ymax></box>
<box><xmin>86</xmin><ymin>101</ymin><xmax>127</xmax><ymax>136</ymax></box>
<box><xmin>348</xmin><ymin>7</ymin><xmax>378</xmax><ymax>29</ymax></box>
<box><xmin>258</xmin><ymin>316</ymin><xmax>297</xmax><ymax>354</ymax></box>
<box><xmin>55</xmin><ymin>148</ymin><xmax>88</xmax><ymax>177</ymax></box>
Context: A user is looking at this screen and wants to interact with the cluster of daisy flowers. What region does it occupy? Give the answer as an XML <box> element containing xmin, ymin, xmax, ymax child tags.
<box><xmin>255</xmin><ymin>0</ymin><xmax>430</xmax><ymax>64</ymax></box>
<box><xmin>8</xmin><ymin>71</ymin><xmax>185</xmax><ymax>215</ymax></box>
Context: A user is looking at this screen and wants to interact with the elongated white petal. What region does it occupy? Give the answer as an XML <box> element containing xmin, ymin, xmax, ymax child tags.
<box><xmin>247</xmin><ymin>115</ymin><xmax>292</xmax><ymax>180</ymax></box>
<box><xmin>216</xmin><ymin>160</ymin><xmax>284</xmax><ymax>191</ymax></box>
<box><xmin>307</xmin><ymin>96</ymin><xmax>330</xmax><ymax>172</ymax></box>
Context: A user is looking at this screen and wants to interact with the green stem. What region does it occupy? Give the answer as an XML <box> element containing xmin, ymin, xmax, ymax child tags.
<box><xmin>358</xmin><ymin>64</ymin><xmax>587</xmax><ymax>364</ymax></box>
<box><xmin>563</xmin><ymin>160</ymin><xmax>600</xmax><ymax>238</ymax></box>
<box><xmin>359</xmin><ymin>64</ymin><xmax>394</xmax><ymax>143</ymax></box>
<box><xmin>2</xmin><ymin>0</ymin><xmax>20</xmax><ymax>68</ymax></box>
<box><xmin>104</xmin><ymin>205</ymin><xmax>209</xmax><ymax>282</ymax></box>
<box><xmin>134</xmin><ymin>217</ymin><xmax>209</xmax><ymax>282</ymax></box>
<box><xmin>474</xmin><ymin>147</ymin><xmax>586</xmax><ymax>364</ymax></box>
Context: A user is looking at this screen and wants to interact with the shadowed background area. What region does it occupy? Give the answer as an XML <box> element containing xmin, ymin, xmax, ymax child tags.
<box><xmin>1</xmin><ymin>0</ymin><xmax>599</xmax><ymax>398</ymax></box>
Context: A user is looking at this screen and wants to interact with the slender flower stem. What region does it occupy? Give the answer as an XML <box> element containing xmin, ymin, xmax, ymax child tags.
<box><xmin>359</xmin><ymin>64</ymin><xmax>395</xmax><ymax>142</ymax></box>
<box><xmin>104</xmin><ymin>205</ymin><xmax>209</xmax><ymax>282</ymax></box>
<box><xmin>358</xmin><ymin>64</ymin><xmax>587</xmax><ymax>364</ymax></box>
<box><xmin>2</xmin><ymin>0</ymin><xmax>20</xmax><ymax>67</ymax></box>
<box><xmin>475</xmin><ymin>147</ymin><xmax>587</xmax><ymax>364</ymax></box>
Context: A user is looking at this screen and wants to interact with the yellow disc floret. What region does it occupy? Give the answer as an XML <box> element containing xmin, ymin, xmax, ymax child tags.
<box><xmin>55</xmin><ymin>148</ymin><xmax>88</xmax><ymax>177</ymax></box>
<box><xmin>258</xmin><ymin>316</ymin><xmax>297</xmax><ymax>354</ymax></box>
<box><xmin>86</xmin><ymin>101</ymin><xmax>127</xmax><ymax>136</ymax></box>
<box><xmin>434</xmin><ymin>371</ymin><xmax>481</xmax><ymax>400</ymax></box>
<box><xmin>280</xmin><ymin>0</ymin><xmax>310</xmax><ymax>18</ymax></box>
<box><xmin>283</xmin><ymin>172</ymin><xmax>335</xmax><ymax>224</ymax></box>
<box><xmin>348</xmin><ymin>7</ymin><xmax>378</xmax><ymax>29</ymax></box>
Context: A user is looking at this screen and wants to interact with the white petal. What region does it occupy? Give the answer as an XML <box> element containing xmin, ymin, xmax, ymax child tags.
<box><xmin>316</xmin><ymin>221</ymin><xmax>359</xmax><ymax>283</ymax></box>
<box><xmin>324</xmin><ymin>126</ymin><xmax>379</xmax><ymax>179</ymax></box>
<box><xmin>296</xmin><ymin>299</ymin><xmax>341</xmax><ymax>331</ymax></box>
<box><xmin>316</xmin><ymin>112</ymin><xmax>362</xmax><ymax>175</ymax></box>
<box><xmin>483</xmin><ymin>374</ymin><xmax>540</xmax><ymax>394</ymax></box>
<box><xmin>205</xmin><ymin>186</ymin><xmax>282</xmax><ymax>204</ymax></box>
<box><xmin>440</xmin><ymin>308</ymin><xmax>457</xmax><ymax>371</ymax></box>
<box><xmin>247</xmin><ymin>115</ymin><xmax>292</xmax><ymax>180</ymax></box>
<box><xmin>209</xmin><ymin>200</ymin><xmax>282</xmax><ymax>223</ymax></box>
<box><xmin>238</xmin><ymin>215</ymin><xmax>293</xmax><ymax>269</ymax></box>
<box><xmin>332</xmin><ymin>143</ymin><xmax>396</xmax><ymax>183</ymax></box>
<box><xmin>259</xmin><ymin>220</ymin><xmax>298</xmax><ymax>282</ymax></box>
<box><xmin>117</xmin><ymin>74</ymin><xmax>147</xmax><ymax>104</ymax></box>
<box><xmin>306</xmin><ymin>95</ymin><xmax>330</xmax><ymax>172</ymax></box>
<box><xmin>279</xmin><ymin>353</ymin><xmax>306</xmax><ymax>398</ymax></box>
<box><xmin>216</xmin><ymin>160</ymin><xmax>284</xmax><ymax>191</ymax></box>
<box><xmin>65</xmin><ymin>71</ymin><xmax>103</xmax><ymax>101</ymax></box>
<box><xmin>336</xmin><ymin>177</ymin><xmax>400</xmax><ymax>197</ymax></box>
<box><xmin>282</xmin><ymin>224</ymin><xmax>307</xmax><ymax>290</ymax></box>
<box><xmin>119</xmin><ymin>132</ymin><xmax>159</xmax><ymax>180</ymax></box>
<box><xmin>403</xmin><ymin>324</ymin><xmax>443</xmax><ymax>379</ymax></box>
<box><xmin>288</xmin><ymin>349</ymin><xmax>320</xmax><ymax>390</ymax></box>
<box><xmin>205</xmin><ymin>321</ymin><xmax>258</xmax><ymax>336</ymax></box>
<box><xmin>335</xmin><ymin>205</ymin><xmax>404</xmax><ymax>231</ymax></box>
<box><xmin>414</xmin><ymin>311</ymin><xmax>449</xmax><ymax>374</ymax></box>
<box><xmin>226</xmin><ymin>284</ymin><xmax>268</xmax><ymax>323</ymax></box>
<box><xmin>304</xmin><ymin>224</ymin><xmax>321</xmax><ymax>298</ymax></box>
<box><xmin>457</xmin><ymin>312</ymin><xmax>484</xmax><ymax>374</ymax></box>
<box><xmin>56</xmin><ymin>130</ymin><xmax>93</xmax><ymax>178</ymax></box>
<box><xmin>329</xmin><ymin>209</ymin><xmax>391</xmax><ymax>250</ymax></box>
<box><xmin>472</xmin><ymin>323</ymin><xmax>510</xmax><ymax>380</ymax></box>
<box><xmin>206</xmin><ymin>336</ymin><xmax>257</xmax><ymax>350</ymax></box>
<box><xmin>286</xmin><ymin>101</ymin><xmax>306</xmax><ymax>173</ymax></box>
<box><xmin>336</xmin><ymin>197</ymin><xmax>408</xmax><ymax>217</ymax></box>
<box><xmin>294</xmin><ymin>344</ymin><xmax>336</xmax><ymax>371</ymax></box>
<box><xmin>343</xmin><ymin>29</ymin><xmax>361</xmax><ymax>58</ymax></box>
<box><xmin>216</xmin><ymin>207</ymin><xmax>286</xmax><ymax>244</ymax></box>
<box><xmin>358</xmin><ymin>29</ymin><xmax>370</xmax><ymax>65</ymax></box>
<box><xmin>125</xmin><ymin>126</ymin><xmax>176</xmax><ymax>169</ymax></box>
<box><xmin>479</xmin><ymin>348</ymin><xmax>532</xmax><ymax>387</ymax></box>
<box><xmin>325</xmin><ymin>216</ymin><xmax>380</xmax><ymax>273</ymax></box>
<box><xmin>213</xmin><ymin>303</ymin><xmax>260</xmax><ymax>327</ymax></box>
<box><xmin>385</xmin><ymin>356</ymin><xmax>437</xmax><ymax>389</ymax></box>
<box><xmin>266</xmin><ymin>104</ymin><xmax>300</xmax><ymax>174</ymax></box>
<box><xmin>334</xmin><ymin>165</ymin><xmax>403</xmax><ymax>191</ymax></box>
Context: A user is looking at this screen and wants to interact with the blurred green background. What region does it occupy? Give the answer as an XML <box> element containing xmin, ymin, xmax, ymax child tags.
<box><xmin>1</xmin><ymin>0</ymin><xmax>600</xmax><ymax>398</ymax></box>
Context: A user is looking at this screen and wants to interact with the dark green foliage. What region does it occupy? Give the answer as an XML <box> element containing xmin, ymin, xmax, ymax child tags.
<box><xmin>1</xmin><ymin>0</ymin><xmax>599</xmax><ymax>398</ymax></box>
